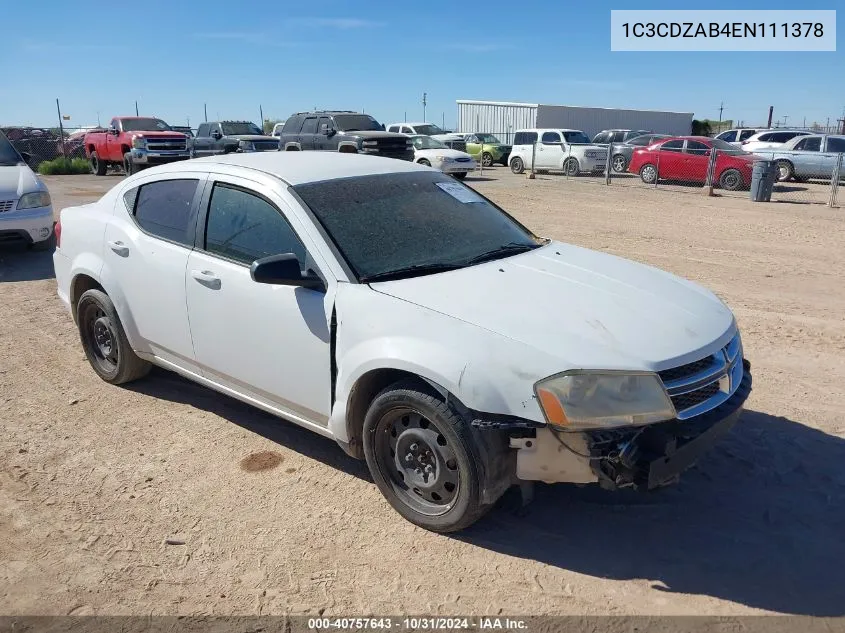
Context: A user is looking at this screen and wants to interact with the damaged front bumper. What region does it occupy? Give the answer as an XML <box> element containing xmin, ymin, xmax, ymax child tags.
<box><xmin>510</xmin><ymin>359</ymin><xmax>753</xmax><ymax>489</ymax></box>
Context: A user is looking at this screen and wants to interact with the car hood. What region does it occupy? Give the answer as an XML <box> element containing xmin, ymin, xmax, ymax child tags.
<box><xmin>128</xmin><ymin>131</ymin><xmax>188</xmax><ymax>138</ymax></box>
<box><xmin>0</xmin><ymin>164</ymin><xmax>44</xmax><ymax>198</ymax></box>
<box><xmin>415</xmin><ymin>148</ymin><xmax>473</xmax><ymax>160</ymax></box>
<box><xmin>342</xmin><ymin>130</ymin><xmax>408</xmax><ymax>139</ymax></box>
<box><xmin>370</xmin><ymin>242</ymin><xmax>735</xmax><ymax>370</ymax></box>
<box><xmin>226</xmin><ymin>134</ymin><xmax>279</xmax><ymax>142</ymax></box>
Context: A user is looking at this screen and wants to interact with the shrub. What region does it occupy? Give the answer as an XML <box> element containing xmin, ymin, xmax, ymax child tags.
<box><xmin>37</xmin><ymin>157</ymin><xmax>90</xmax><ymax>175</ymax></box>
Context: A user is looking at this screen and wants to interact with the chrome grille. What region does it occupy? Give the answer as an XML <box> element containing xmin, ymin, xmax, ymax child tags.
<box><xmin>146</xmin><ymin>137</ymin><xmax>187</xmax><ymax>151</ymax></box>
<box><xmin>659</xmin><ymin>333</ymin><xmax>743</xmax><ymax>420</ymax></box>
<box><xmin>0</xmin><ymin>200</ymin><xmax>14</xmax><ymax>213</ymax></box>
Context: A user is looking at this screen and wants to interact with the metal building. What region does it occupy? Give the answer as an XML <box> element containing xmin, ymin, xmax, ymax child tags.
<box><xmin>457</xmin><ymin>100</ymin><xmax>693</xmax><ymax>143</ymax></box>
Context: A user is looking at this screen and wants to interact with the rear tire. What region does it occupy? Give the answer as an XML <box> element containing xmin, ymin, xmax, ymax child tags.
<box><xmin>77</xmin><ymin>289</ymin><xmax>151</xmax><ymax>385</ymax></box>
<box><xmin>362</xmin><ymin>380</ymin><xmax>500</xmax><ymax>533</ymax></box>
<box><xmin>481</xmin><ymin>152</ymin><xmax>493</xmax><ymax>167</ymax></box>
<box><xmin>776</xmin><ymin>160</ymin><xmax>794</xmax><ymax>182</ymax></box>
<box><xmin>453</xmin><ymin>172</ymin><xmax>468</xmax><ymax>180</ymax></box>
<box><xmin>90</xmin><ymin>152</ymin><xmax>107</xmax><ymax>176</ymax></box>
<box><xmin>510</xmin><ymin>156</ymin><xmax>524</xmax><ymax>174</ymax></box>
<box><xmin>719</xmin><ymin>168</ymin><xmax>743</xmax><ymax>191</ymax></box>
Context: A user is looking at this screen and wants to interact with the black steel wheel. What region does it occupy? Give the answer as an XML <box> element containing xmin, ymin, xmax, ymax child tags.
<box><xmin>77</xmin><ymin>289</ymin><xmax>151</xmax><ymax>384</ymax></box>
<box><xmin>719</xmin><ymin>168</ymin><xmax>743</xmax><ymax>191</ymax></box>
<box><xmin>90</xmin><ymin>151</ymin><xmax>107</xmax><ymax>176</ymax></box>
<box><xmin>362</xmin><ymin>380</ymin><xmax>504</xmax><ymax>532</ymax></box>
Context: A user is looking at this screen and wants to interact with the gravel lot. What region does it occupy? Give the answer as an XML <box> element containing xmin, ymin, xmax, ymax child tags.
<box><xmin>1</xmin><ymin>169</ymin><xmax>844</xmax><ymax>617</ymax></box>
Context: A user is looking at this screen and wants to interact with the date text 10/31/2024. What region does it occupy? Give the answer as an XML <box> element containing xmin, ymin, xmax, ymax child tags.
<box><xmin>306</xmin><ymin>617</ymin><xmax>528</xmax><ymax>630</ymax></box>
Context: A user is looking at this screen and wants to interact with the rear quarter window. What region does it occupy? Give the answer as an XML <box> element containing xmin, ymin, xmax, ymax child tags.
<box><xmin>132</xmin><ymin>179</ymin><xmax>199</xmax><ymax>246</ymax></box>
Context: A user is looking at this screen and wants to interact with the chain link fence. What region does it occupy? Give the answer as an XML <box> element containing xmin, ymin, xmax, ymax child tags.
<box><xmin>467</xmin><ymin>132</ymin><xmax>843</xmax><ymax>208</ymax></box>
<box><xmin>1</xmin><ymin>126</ymin><xmax>103</xmax><ymax>171</ymax></box>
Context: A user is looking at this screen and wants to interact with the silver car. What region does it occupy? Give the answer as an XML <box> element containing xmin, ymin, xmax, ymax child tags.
<box><xmin>609</xmin><ymin>133</ymin><xmax>672</xmax><ymax>173</ymax></box>
<box><xmin>756</xmin><ymin>134</ymin><xmax>845</xmax><ymax>182</ymax></box>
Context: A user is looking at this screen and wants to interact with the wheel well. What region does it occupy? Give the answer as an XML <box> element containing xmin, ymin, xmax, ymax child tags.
<box><xmin>338</xmin><ymin>145</ymin><xmax>358</xmax><ymax>153</ymax></box>
<box><xmin>87</xmin><ymin>144</ymin><xmax>96</xmax><ymax>155</ymax></box>
<box><xmin>284</xmin><ymin>145</ymin><xmax>300</xmax><ymax>151</ymax></box>
<box><xmin>345</xmin><ymin>369</ymin><xmax>434</xmax><ymax>459</ymax></box>
<box><xmin>70</xmin><ymin>275</ymin><xmax>104</xmax><ymax>323</ymax></box>
<box><xmin>121</xmin><ymin>145</ymin><xmax>130</xmax><ymax>156</ymax></box>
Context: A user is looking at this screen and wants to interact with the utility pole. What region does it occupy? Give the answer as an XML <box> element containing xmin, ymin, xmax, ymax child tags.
<box><xmin>135</xmin><ymin>100</ymin><xmax>139</xmax><ymax>116</ymax></box>
<box><xmin>204</xmin><ymin>103</ymin><xmax>208</xmax><ymax>122</ymax></box>
<box><xmin>718</xmin><ymin>101</ymin><xmax>724</xmax><ymax>127</ymax></box>
<box><xmin>56</xmin><ymin>98</ymin><xmax>67</xmax><ymax>158</ymax></box>
<box><xmin>767</xmin><ymin>106</ymin><xmax>774</xmax><ymax>128</ymax></box>
<box><xmin>259</xmin><ymin>104</ymin><xmax>264</xmax><ymax>128</ymax></box>
<box><xmin>442</xmin><ymin>112</ymin><xmax>445</xmax><ymax>130</ymax></box>
<box><xmin>422</xmin><ymin>92</ymin><xmax>427</xmax><ymax>122</ymax></box>
<box><xmin>783</xmin><ymin>114</ymin><xmax>789</xmax><ymax>127</ymax></box>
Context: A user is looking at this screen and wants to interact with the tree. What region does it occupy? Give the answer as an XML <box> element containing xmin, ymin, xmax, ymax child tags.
<box><xmin>691</xmin><ymin>119</ymin><xmax>712</xmax><ymax>136</ymax></box>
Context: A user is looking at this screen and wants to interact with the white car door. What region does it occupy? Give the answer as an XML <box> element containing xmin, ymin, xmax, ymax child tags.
<box><xmin>102</xmin><ymin>172</ymin><xmax>207</xmax><ymax>373</ymax></box>
<box><xmin>184</xmin><ymin>174</ymin><xmax>336</xmax><ymax>427</ymax></box>
<box><xmin>536</xmin><ymin>131</ymin><xmax>564</xmax><ymax>169</ymax></box>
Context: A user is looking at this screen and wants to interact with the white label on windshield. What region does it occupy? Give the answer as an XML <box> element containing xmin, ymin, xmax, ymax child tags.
<box><xmin>435</xmin><ymin>181</ymin><xmax>483</xmax><ymax>204</ymax></box>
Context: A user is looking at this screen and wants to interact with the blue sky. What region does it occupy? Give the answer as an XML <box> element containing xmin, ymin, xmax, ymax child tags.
<box><xmin>1</xmin><ymin>0</ymin><xmax>841</xmax><ymax>130</ymax></box>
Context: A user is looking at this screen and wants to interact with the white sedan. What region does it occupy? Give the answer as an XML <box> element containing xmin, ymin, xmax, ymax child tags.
<box><xmin>53</xmin><ymin>152</ymin><xmax>751</xmax><ymax>532</ymax></box>
<box><xmin>409</xmin><ymin>135</ymin><xmax>476</xmax><ymax>179</ymax></box>
<box><xmin>0</xmin><ymin>131</ymin><xmax>54</xmax><ymax>249</ymax></box>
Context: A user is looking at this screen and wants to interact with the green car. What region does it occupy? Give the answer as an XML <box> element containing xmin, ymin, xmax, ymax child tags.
<box><xmin>462</xmin><ymin>133</ymin><xmax>511</xmax><ymax>167</ymax></box>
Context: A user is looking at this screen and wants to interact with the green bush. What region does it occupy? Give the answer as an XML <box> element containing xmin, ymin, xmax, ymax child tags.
<box><xmin>37</xmin><ymin>157</ymin><xmax>90</xmax><ymax>175</ymax></box>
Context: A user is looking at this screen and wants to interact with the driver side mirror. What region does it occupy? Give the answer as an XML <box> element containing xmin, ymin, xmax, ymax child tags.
<box><xmin>325</xmin><ymin>128</ymin><xmax>336</xmax><ymax>137</ymax></box>
<box><xmin>211</xmin><ymin>130</ymin><xmax>223</xmax><ymax>140</ymax></box>
<box><xmin>110</xmin><ymin>127</ymin><xmax>119</xmax><ymax>136</ymax></box>
<box><xmin>250</xmin><ymin>253</ymin><xmax>325</xmax><ymax>290</ymax></box>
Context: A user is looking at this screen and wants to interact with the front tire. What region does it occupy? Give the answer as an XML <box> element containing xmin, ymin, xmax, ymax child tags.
<box><xmin>563</xmin><ymin>157</ymin><xmax>580</xmax><ymax>176</ymax></box>
<box><xmin>510</xmin><ymin>156</ymin><xmax>525</xmax><ymax>174</ymax></box>
<box><xmin>453</xmin><ymin>172</ymin><xmax>468</xmax><ymax>180</ymax></box>
<box><xmin>639</xmin><ymin>163</ymin><xmax>658</xmax><ymax>184</ymax></box>
<box><xmin>77</xmin><ymin>289</ymin><xmax>151</xmax><ymax>385</ymax></box>
<box><xmin>418</xmin><ymin>158</ymin><xmax>431</xmax><ymax>167</ymax></box>
<box><xmin>123</xmin><ymin>152</ymin><xmax>137</xmax><ymax>176</ymax></box>
<box><xmin>362</xmin><ymin>380</ymin><xmax>495</xmax><ymax>533</ymax></box>
<box><xmin>611</xmin><ymin>154</ymin><xmax>628</xmax><ymax>173</ymax></box>
<box><xmin>90</xmin><ymin>151</ymin><xmax>107</xmax><ymax>176</ymax></box>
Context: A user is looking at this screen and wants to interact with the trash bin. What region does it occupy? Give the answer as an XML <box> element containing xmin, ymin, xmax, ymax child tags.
<box><xmin>750</xmin><ymin>160</ymin><xmax>777</xmax><ymax>202</ymax></box>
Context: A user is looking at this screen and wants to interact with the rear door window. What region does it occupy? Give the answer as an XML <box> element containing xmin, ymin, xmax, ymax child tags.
<box><xmin>794</xmin><ymin>137</ymin><xmax>821</xmax><ymax>151</ymax></box>
<box><xmin>300</xmin><ymin>118</ymin><xmax>318</xmax><ymax>135</ymax></box>
<box><xmin>739</xmin><ymin>130</ymin><xmax>757</xmax><ymax>141</ymax></box>
<box><xmin>541</xmin><ymin>131</ymin><xmax>561</xmax><ymax>144</ymax></box>
<box><xmin>131</xmin><ymin>179</ymin><xmax>199</xmax><ymax>246</ymax></box>
<box><xmin>660</xmin><ymin>140</ymin><xmax>684</xmax><ymax>152</ymax></box>
<box><xmin>686</xmin><ymin>141</ymin><xmax>711</xmax><ymax>155</ymax></box>
<box><xmin>282</xmin><ymin>116</ymin><xmax>305</xmax><ymax>134</ymax></box>
<box><xmin>826</xmin><ymin>137</ymin><xmax>845</xmax><ymax>153</ymax></box>
<box><xmin>716</xmin><ymin>131</ymin><xmax>735</xmax><ymax>142</ymax></box>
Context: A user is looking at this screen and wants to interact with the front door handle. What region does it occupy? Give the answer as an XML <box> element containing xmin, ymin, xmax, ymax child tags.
<box><xmin>107</xmin><ymin>240</ymin><xmax>129</xmax><ymax>257</ymax></box>
<box><xmin>191</xmin><ymin>269</ymin><xmax>221</xmax><ymax>290</ymax></box>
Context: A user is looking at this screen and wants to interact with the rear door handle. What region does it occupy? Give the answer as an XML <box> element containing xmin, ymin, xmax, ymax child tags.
<box><xmin>107</xmin><ymin>240</ymin><xmax>129</xmax><ymax>257</ymax></box>
<box><xmin>191</xmin><ymin>269</ymin><xmax>221</xmax><ymax>290</ymax></box>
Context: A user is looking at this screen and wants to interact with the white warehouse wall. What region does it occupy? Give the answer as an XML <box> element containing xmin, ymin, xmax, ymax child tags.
<box><xmin>457</xmin><ymin>100</ymin><xmax>693</xmax><ymax>142</ymax></box>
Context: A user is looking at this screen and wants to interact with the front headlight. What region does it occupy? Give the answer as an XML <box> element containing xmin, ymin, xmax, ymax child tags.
<box><xmin>17</xmin><ymin>191</ymin><xmax>51</xmax><ymax>210</ymax></box>
<box><xmin>239</xmin><ymin>140</ymin><xmax>256</xmax><ymax>152</ymax></box>
<box><xmin>434</xmin><ymin>155</ymin><xmax>451</xmax><ymax>162</ymax></box>
<box><xmin>132</xmin><ymin>136</ymin><xmax>146</xmax><ymax>149</ymax></box>
<box><xmin>534</xmin><ymin>371</ymin><xmax>675</xmax><ymax>431</ymax></box>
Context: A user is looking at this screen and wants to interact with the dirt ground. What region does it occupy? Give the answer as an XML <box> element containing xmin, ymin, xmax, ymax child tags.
<box><xmin>1</xmin><ymin>170</ymin><xmax>844</xmax><ymax>617</ymax></box>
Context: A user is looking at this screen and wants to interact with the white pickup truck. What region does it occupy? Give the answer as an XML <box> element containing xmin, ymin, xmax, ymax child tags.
<box><xmin>53</xmin><ymin>152</ymin><xmax>751</xmax><ymax>532</ymax></box>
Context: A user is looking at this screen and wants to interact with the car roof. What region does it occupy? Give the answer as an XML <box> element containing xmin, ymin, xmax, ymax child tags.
<box><xmin>154</xmin><ymin>152</ymin><xmax>423</xmax><ymax>186</ymax></box>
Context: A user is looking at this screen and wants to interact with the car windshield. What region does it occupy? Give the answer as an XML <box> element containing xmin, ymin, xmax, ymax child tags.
<box><xmin>411</xmin><ymin>135</ymin><xmax>446</xmax><ymax>150</ymax></box>
<box><xmin>709</xmin><ymin>138</ymin><xmax>745</xmax><ymax>154</ymax></box>
<box><xmin>0</xmin><ymin>133</ymin><xmax>23</xmax><ymax>165</ymax></box>
<box><xmin>222</xmin><ymin>122</ymin><xmax>263</xmax><ymax>136</ymax></box>
<box><xmin>474</xmin><ymin>133</ymin><xmax>501</xmax><ymax>143</ymax></box>
<box><xmin>562</xmin><ymin>131</ymin><xmax>590</xmax><ymax>144</ymax></box>
<box><xmin>333</xmin><ymin>115</ymin><xmax>383</xmax><ymax>132</ymax></box>
<box><xmin>122</xmin><ymin>118</ymin><xmax>172</xmax><ymax>132</ymax></box>
<box><xmin>293</xmin><ymin>171</ymin><xmax>543</xmax><ymax>282</ymax></box>
<box><xmin>413</xmin><ymin>124</ymin><xmax>445</xmax><ymax>136</ymax></box>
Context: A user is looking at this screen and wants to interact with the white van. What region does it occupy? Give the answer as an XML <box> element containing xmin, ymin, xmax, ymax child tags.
<box><xmin>509</xmin><ymin>129</ymin><xmax>607</xmax><ymax>175</ymax></box>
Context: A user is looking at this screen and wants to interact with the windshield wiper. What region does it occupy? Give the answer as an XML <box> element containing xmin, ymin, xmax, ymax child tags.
<box><xmin>361</xmin><ymin>262</ymin><xmax>465</xmax><ymax>283</ymax></box>
<box><xmin>460</xmin><ymin>243</ymin><xmax>539</xmax><ymax>266</ymax></box>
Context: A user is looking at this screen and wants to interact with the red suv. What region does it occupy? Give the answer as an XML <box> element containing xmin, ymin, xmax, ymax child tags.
<box><xmin>628</xmin><ymin>136</ymin><xmax>755</xmax><ymax>190</ymax></box>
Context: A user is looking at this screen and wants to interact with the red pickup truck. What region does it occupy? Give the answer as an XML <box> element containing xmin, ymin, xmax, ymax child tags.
<box><xmin>84</xmin><ymin>116</ymin><xmax>191</xmax><ymax>176</ymax></box>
